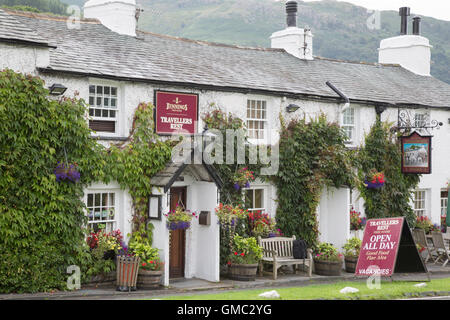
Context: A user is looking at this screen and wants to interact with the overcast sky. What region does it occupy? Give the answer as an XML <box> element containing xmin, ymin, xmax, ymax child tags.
<box><xmin>303</xmin><ymin>0</ymin><xmax>450</xmax><ymax>21</ymax></box>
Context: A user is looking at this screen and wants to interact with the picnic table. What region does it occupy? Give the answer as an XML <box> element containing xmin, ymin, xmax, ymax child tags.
<box><xmin>426</xmin><ymin>232</ymin><xmax>450</xmax><ymax>249</ymax></box>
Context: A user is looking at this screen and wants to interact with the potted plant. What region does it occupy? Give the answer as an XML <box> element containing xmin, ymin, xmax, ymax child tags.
<box><xmin>164</xmin><ymin>204</ymin><xmax>198</xmax><ymax>230</ymax></box>
<box><xmin>363</xmin><ymin>169</ymin><xmax>385</xmax><ymax>189</ymax></box>
<box><xmin>313</xmin><ymin>242</ymin><xmax>343</xmax><ymax>276</ymax></box>
<box><xmin>342</xmin><ymin>237</ymin><xmax>361</xmax><ymax>273</ymax></box>
<box><xmin>227</xmin><ymin>235</ymin><xmax>263</xmax><ymax>281</ymax></box>
<box><xmin>129</xmin><ymin>241</ymin><xmax>164</xmax><ymax>289</ymax></box>
<box><xmin>54</xmin><ymin>161</ymin><xmax>80</xmax><ymax>182</ymax></box>
<box><xmin>233</xmin><ymin>167</ymin><xmax>255</xmax><ymax>191</ymax></box>
<box><xmin>414</xmin><ymin>216</ymin><xmax>434</xmax><ymax>234</ymax></box>
<box><xmin>247</xmin><ymin>211</ymin><xmax>277</xmax><ymax>239</ymax></box>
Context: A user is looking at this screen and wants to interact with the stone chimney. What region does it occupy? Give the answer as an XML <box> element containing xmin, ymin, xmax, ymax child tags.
<box><xmin>84</xmin><ymin>0</ymin><xmax>138</xmax><ymax>37</ymax></box>
<box><xmin>378</xmin><ymin>7</ymin><xmax>432</xmax><ymax>76</ymax></box>
<box><xmin>270</xmin><ymin>1</ymin><xmax>313</xmax><ymax>60</ymax></box>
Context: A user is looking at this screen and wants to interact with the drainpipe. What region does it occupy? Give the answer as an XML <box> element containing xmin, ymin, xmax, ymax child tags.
<box><xmin>326</xmin><ymin>81</ymin><xmax>350</xmax><ymax>112</ymax></box>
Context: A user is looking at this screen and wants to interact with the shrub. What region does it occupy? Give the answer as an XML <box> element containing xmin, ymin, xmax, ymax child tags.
<box><xmin>228</xmin><ymin>235</ymin><xmax>263</xmax><ymax>265</ymax></box>
<box><xmin>314</xmin><ymin>243</ymin><xmax>343</xmax><ymax>262</ymax></box>
<box><xmin>342</xmin><ymin>237</ymin><xmax>362</xmax><ymax>257</ymax></box>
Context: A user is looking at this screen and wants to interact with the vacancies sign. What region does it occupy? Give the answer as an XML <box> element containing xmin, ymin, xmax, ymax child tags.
<box><xmin>355</xmin><ymin>217</ymin><xmax>404</xmax><ymax>277</ymax></box>
<box><xmin>155</xmin><ymin>91</ymin><xmax>198</xmax><ymax>135</ymax></box>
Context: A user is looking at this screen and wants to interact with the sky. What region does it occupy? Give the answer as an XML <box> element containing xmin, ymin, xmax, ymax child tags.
<box><xmin>303</xmin><ymin>0</ymin><xmax>450</xmax><ymax>21</ymax></box>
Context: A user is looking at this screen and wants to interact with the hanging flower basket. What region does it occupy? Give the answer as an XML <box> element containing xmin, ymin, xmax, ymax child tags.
<box><xmin>54</xmin><ymin>162</ymin><xmax>80</xmax><ymax>182</ymax></box>
<box><xmin>232</xmin><ymin>167</ymin><xmax>255</xmax><ymax>191</ymax></box>
<box><xmin>363</xmin><ymin>170</ymin><xmax>385</xmax><ymax>189</ymax></box>
<box><xmin>164</xmin><ymin>205</ymin><xmax>198</xmax><ymax>231</ymax></box>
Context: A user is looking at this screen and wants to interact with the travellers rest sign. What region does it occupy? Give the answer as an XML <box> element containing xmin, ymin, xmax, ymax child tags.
<box><xmin>355</xmin><ymin>217</ymin><xmax>404</xmax><ymax>277</ymax></box>
<box><xmin>154</xmin><ymin>90</ymin><xmax>199</xmax><ymax>135</ymax></box>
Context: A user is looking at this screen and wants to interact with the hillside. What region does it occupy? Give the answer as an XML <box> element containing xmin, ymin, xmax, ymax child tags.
<box><xmin>4</xmin><ymin>0</ymin><xmax>450</xmax><ymax>83</ymax></box>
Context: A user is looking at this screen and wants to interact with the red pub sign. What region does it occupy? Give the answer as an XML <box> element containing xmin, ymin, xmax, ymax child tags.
<box><xmin>154</xmin><ymin>90</ymin><xmax>199</xmax><ymax>135</ymax></box>
<box><xmin>355</xmin><ymin>217</ymin><xmax>404</xmax><ymax>277</ymax></box>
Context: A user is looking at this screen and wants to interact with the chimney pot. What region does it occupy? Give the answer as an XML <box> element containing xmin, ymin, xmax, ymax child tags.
<box><xmin>413</xmin><ymin>16</ymin><xmax>421</xmax><ymax>35</ymax></box>
<box><xmin>399</xmin><ymin>7</ymin><xmax>411</xmax><ymax>35</ymax></box>
<box><xmin>286</xmin><ymin>1</ymin><xmax>298</xmax><ymax>28</ymax></box>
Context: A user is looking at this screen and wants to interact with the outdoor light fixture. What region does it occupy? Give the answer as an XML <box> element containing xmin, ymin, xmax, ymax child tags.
<box><xmin>48</xmin><ymin>83</ymin><xmax>67</xmax><ymax>96</ymax></box>
<box><xmin>286</xmin><ymin>104</ymin><xmax>300</xmax><ymax>113</ymax></box>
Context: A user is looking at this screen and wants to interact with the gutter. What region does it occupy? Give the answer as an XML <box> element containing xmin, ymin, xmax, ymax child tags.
<box><xmin>326</xmin><ymin>81</ymin><xmax>350</xmax><ymax>112</ymax></box>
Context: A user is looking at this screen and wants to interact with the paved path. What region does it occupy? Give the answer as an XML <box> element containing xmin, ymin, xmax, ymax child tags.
<box><xmin>1</xmin><ymin>264</ymin><xmax>448</xmax><ymax>300</ymax></box>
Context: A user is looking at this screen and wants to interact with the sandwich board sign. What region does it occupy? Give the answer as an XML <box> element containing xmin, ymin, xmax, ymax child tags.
<box><xmin>355</xmin><ymin>217</ymin><xmax>429</xmax><ymax>280</ymax></box>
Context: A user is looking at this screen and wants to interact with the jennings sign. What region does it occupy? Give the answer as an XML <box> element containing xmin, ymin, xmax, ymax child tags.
<box><xmin>154</xmin><ymin>91</ymin><xmax>199</xmax><ymax>135</ymax></box>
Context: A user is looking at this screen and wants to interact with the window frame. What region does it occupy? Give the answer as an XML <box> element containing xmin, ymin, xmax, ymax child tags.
<box><xmin>341</xmin><ymin>107</ymin><xmax>355</xmax><ymax>144</ymax></box>
<box><xmin>246</xmin><ymin>99</ymin><xmax>268</xmax><ymax>144</ymax></box>
<box><xmin>413</xmin><ymin>189</ymin><xmax>428</xmax><ymax>218</ymax></box>
<box><xmin>244</xmin><ymin>187</ymin><xmax>266</xmax><ymax>213</ymax></box>
<box><xmin>85</xmin><ymin>190</ymin><xmax>118</xmax><ymax>233</ymax></box>
<box><xmin>87</xmin><ymin>80</ymin><xmax>122</xmax><ymax>136</ymax></box>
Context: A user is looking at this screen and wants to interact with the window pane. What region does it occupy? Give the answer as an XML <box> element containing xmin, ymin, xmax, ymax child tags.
<box><xmin>89</xmin><ymin>97</ymin><xmax>94</xmax><ymax>106</ymax></box>
<box><xmin>95</xmin><ymin>109</ymin><xmax>101</xmax><ymax>117</ymax></box>
<box><xmin>245</xmin><ymin>190</ymin><xmax>253</xmax><ymax>208</ymax></box>
<box><xmin>87</xmin><ymin>194</ymin><xmax>93</xmax><ymax>207</ymax></box>
<box><xmin>94</xmin><ymin>193</ymin><xmax>100</xmax><ymax>207</ymax></box>
<box><xmin>104</xmin><ymin>86</ymin><xmax>110</xmax><ymax>95</ymax></box>
<box><xmin>110</xmin><ymin>110</ymin><xmax>116</xmax><ymax>118</ymax></box>
<box><xmin>102</xmin><ymin>110</ymin><xmax>109</xmax><ymax>117</ymax></box>
<box><xmin>96</xmin><ymin>86</ymin><xmax>103</xmax><ymax>95</ymax></box>
<box><xmin>111</xmin><ymin>87</ymin><xmax>117</xmax><ymax>96</ymax></box>
<box><xmin>254</xmin><ymin>189</ymin><xmax>263</xmax><ymax>208</ymax></box>
<box><xmin>89</xmin><ymin>85</ymin><xmax>95</xmax><ymax>94</ymax></box>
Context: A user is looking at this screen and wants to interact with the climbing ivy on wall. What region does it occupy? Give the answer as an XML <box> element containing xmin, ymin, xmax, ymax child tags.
<box><xmin>355</xmin><ymin>120</ymin><xmax>420</xmax><ymax>227</ymax></box>
<box><xmin>273</xmin><ymin>114</ymin><xmax>354</xmax><ymax>248</ymax></box>
<box><xmin>0</xmin><ymin>69</ymin><xmax>174</xmax><ymax>293</ymax></box>
<box><xmin>106</xmin><ymin>103</ymin><xmax>175</xmax><ymax>245</ymax></box>
<box><xmin>0</xmin><ymin>69</ymin><xmax>105</xmax><ymax>293</ymax></box>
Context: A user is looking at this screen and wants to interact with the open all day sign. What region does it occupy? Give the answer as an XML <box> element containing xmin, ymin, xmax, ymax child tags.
<box><xmin>355</xmin><ymin>217</ymin><xmax>404</xmax><ymax>277</ymax></box>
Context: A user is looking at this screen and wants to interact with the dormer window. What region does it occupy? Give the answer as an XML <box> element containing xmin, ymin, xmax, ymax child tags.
<box><xmin>88</xmin><ymin>85</ymin><xmax>118</xmax><ymax>133</ymax></box>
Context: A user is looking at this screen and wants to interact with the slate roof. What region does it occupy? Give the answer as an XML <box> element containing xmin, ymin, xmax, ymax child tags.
<box><xmin>0</xmin><ymin>9</ymin><xmax>50</xmax><ymax>46</ymax></box>
<box><xmin>2</xmin><ymin>9</ymin><xmax>450</xmax><ymax>108</ymax></box>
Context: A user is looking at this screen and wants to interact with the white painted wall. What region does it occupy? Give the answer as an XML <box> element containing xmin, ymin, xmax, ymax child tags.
<box><xmin>379</xmin><ymin>35</ymin><xmax>432</xmax><ymax>76</ymax></box>
<box><xmin>84</xmin><ymin>0</ymin><xmax>137</xmax><ymax>37</ymax></box>
<box><xmin>0</xmin><ymin>43</ymin><xmax>49</xmax><ymax>74</ymax></box>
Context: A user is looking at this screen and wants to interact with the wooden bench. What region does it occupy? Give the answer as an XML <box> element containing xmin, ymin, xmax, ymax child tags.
<box><xmin>258</xmin><ymin>236</ymin><xmax>313</xmax><ymax>280</ymax></box>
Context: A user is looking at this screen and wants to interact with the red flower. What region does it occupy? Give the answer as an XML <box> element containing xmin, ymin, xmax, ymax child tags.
<box><xmin>234</xmin><ymin>252</ymin><xmax>238</xmax><ymax>255</ymax></box>
<box><xmin>241</xmin><ymin>253</ymin><xmax>245</xmax><ymax>256</ymax></box>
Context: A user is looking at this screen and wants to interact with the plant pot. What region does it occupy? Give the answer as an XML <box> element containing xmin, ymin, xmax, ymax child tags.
<box><xmin>344</xmin><ymin>256</ymin><xmax>358</xmax><ymax>273</ymax></box>
<box><xmin>313</xmin><ymin>259</ymin><xmax>343</xmax><ymax>276</ymax></box>
<box><xmin>228</xmin><ymin>263</ymin><xmax>258</xmax><ymax>281</ymax></box>
<box><xmin>84</xmin><ymin>271</ymin><xmax>116</xmax><ymax>288</ymax></box>
<box><xmin>166</xmin><ymin>221</ymin><xmax>191</xmax><ymax>231</ymax></box>
<box><xmin>364</xmin><ymin>180</ymin><xmax>384</xmax><ymax>189</ymax></box>
<box><xmin>137</xmin><ymin>269</ymin><xmax>163</xmax><ymax>289</ymax></box>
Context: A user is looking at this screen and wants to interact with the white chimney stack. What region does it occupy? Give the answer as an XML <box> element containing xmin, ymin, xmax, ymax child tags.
<box><xmin>378</xmin><ymin>8</ymin><xmax>432</xmax><ymax>76</ymax></box>
<box><xmin>271</xmin><ymin>1</ymin><xmax>313</xmax><ymax>60</ymax></box>
<box><xmin>84</xmin><ymin>0</ymin><xmax>138</xmax><ymax>37</ymax></box>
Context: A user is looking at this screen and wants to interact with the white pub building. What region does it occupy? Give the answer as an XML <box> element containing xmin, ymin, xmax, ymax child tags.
<box><xmin>0</xmin><ymin>0</ymin><xmax>449</xmax><ymax>285</ymax></box>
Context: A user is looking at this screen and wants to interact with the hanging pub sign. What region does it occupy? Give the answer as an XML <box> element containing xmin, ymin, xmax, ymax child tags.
<box><xmin>154</xmin><ymin>90</ymin><xmax>199</xmax><ymax>135</ymax></box>
<box><xmin>400</xmin><ymin>131</ymin><xmax>432</xmax><ymax>174</ymax></box>
<box><xmin>355</xmin><ymin>217</ymin><xmax>428</xmax><ymax>279</ymax></box>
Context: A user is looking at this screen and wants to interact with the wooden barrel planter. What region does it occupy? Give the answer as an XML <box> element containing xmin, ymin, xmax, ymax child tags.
<box><xmin>137</xmin><ymin>269</ymin><xmax>163</xmax><ymax>289</ymax></box>
<box><xmin>229</xmin><ymin>264</ymin><xmax>258</xmax><ymax>281</ymax></box>
<box><xmin>313</xmin><ymin>259</ymin><xmax>343</xmax><ymax>276</ymax></box>
<box><xmin>344</xmin><ymin>256</ymin><xmax>358</xmax><ymax>273</ymax></box>
<box><xmin>84</xmin><ymin>271</ymin><xmax>116</xmax><ymax>288</ymax></box>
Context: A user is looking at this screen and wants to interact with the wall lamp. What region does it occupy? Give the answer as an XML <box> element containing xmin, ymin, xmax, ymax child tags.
<box><xmin>48</xmin><ymin>83</ymin><xmax>67</xmax><ymax>96</ymax></box>
<box><xmin>286</xmin><ymin>104</ymin><xmax>300</xmax><ymax>113</ymax></box>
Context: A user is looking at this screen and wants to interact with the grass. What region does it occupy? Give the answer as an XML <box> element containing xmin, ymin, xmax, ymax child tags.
<box><xmin>153</xmin><ymin>277</ymin><xmax>450</xmax><ymax>300</ymax></box>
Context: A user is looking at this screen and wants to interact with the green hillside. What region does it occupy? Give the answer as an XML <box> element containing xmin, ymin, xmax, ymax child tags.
<box><xmin>3</xmin><ymin>0</ymin><xmax>450</xmax><ymax>83</ymax></box>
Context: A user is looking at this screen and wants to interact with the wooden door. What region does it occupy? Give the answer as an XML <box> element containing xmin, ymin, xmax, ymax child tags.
<box><xmin>169</xmin><ymin>187</ymin><xmax>187</xmax><ymax>279</ymax></box>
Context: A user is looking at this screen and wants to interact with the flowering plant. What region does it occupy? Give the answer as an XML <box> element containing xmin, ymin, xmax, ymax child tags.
<box><xmin>54</xmin><ymin>161</ymin><xmax>80</xmax><ymax>182</ymax></box>
<box><xmin>248</xmin><ymin>210</ymin><xmax>277</xmax><ymax>239</ymax></box>
<box><xmin>86</xmin><ymin>229</ymin><xmax>123</xmax><ymax>261</ymax></box>
<box><xmin>233</xmin><ymin>167</ymin><xmax>255</xmax><ymax>191</ymax></box>
<box><xmin>416</xmin><ymin>244</ymin><xmax>426</xmax><ymax>253</ymax></box>
<box><xmin>164</xmin><ymin>204</ymin><xmax>198</xmax><ymax>230</ymax></box>
<box><xmin>414</xmin><ymin>216</ymin><xmax>434</xmax><ymax>234</ymax></box>
<box><xmin>141</xmin><ymin>260</ymin><xmax>164</xmax><ymax>271</ymax></box>
<box><xmin>314</xmin><ymin>242</ymin><xmax>343</xmax><ymax>262</ymax></box>
<box><xmin>215</xmin><ymin>203</ymin><xmax>248</xmax><ymax>226</ymax></box>
<box><xmin>227</xmin><ymin>235</ymin><xmax>263</xmax><ymax>265</ymax></box>
<box><xmin>350</xmin><ymin>208</ymin><xmax>366</xmax><ymax>231</ymax></box>
<box><xmin>364</xmin><ymin>169</ymin><xmax>385</xmax><ymax>189</ymax></box>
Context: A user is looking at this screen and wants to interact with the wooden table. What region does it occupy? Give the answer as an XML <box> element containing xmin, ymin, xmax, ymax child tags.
<box><xmin>426</xmin><ymin>233</ymin><xmax>450</xmax><ymax>249</ymax></box>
